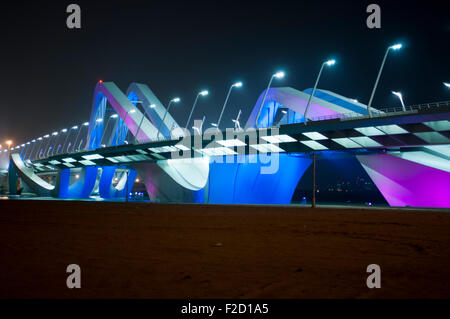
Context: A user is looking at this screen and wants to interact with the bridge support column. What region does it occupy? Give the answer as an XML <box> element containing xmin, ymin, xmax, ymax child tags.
<box><xmin>8</xmin><ymin>157</ymin><xmax>18</xmax><ymax>195</ymax></box>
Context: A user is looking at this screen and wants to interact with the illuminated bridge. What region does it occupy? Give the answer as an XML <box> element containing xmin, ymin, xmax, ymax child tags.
<box><xmin>4</xmin><ymin>81</ymin><xmax>450</xmax><ymax>208</ymax></box>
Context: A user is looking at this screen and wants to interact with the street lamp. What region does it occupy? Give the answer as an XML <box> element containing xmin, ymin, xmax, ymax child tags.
<box><xmin>186</xmin><ymin>90</ymin><xmax>209</xmax><ymax>130</ymax></box>
<box><xmin>6</xmin><ymin>140</ymin><xmax>12</xmax><ymax>152</ymax></box>
<box><xmin>60</xmin><ymin>126</ymin><xmax>76</xmax><ymax>154</ymax></box>
<box><xmin>157</xmin><ymin>97</ymin><xmax>180</xmax><ymax>140</ymax></box>
<box><xmin>444</xmin><ymin>82</ymin><xmax>450</xmax><ymax>88</ymax></box>
<box><xmin>29</xmin><ymin>137</ymin><xmax>42</xmax><ymax>160</ymax></box>
<box><xmin>392</xmin><ymin>91</ymin><xmax>406</xmax><ymax>111</ymax></box>
<box><xmin>23</xmin><ymin>141</ymin><xmax>31</xmax><ymax>159</ymax></box>
<box><xmin>72</xmin><ymin>122</ymin><xmax>88</xmax><ymax>152</ymax></box>
<box><xmin>304</xmin><ymin>60</ymin><xmax>335</xmax><ymax>123</ymax></box>
<box><xmin>216</xmin><ymin>81</ymin><xmax>242</xmax><ymax>130</ymax></box>
<box><xmin>115</xmin><ymin>109</ymin><xmax>136</xmax><ymax>146</ymax></box>
<box><xmin>100</xmin><ymin>114</ymin><xmax>119</xmax><ymax>146</ymax></box>
<box><xmin>39</xmin><ymin>134</ymin><xmax>50</xmax><ymax>158</ymax></box>
<box><xmin>47</xmin><ymin>132</ymin><xmax>59</xmax><ymax>157</ymax></box>
<box><xmin>367</xmin><ymin>43</ymin><xmax>402</xmax><ymax>117</ymax></box>
<box><xmin>134</xmin><ymin>104</ymin><xmax>156</xmax><ymax>144</ymax></box>
<box><xmin>54</xmin><ymin>128</ymin><xmax>68</xmax><ymax>155</ymax></box>
<box><xmin>25</xmin><ymin>139</ymin><xmax>37</xmax><ymax>160</ymax></box>
<box><xmin>256</xmin><ymin>71</ymin><xmax>285</xmax><ymax>128</ymax></box>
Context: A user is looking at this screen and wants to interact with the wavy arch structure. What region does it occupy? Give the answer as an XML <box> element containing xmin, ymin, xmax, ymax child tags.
<box><xmin>9</xmin><ymin>153</ymin><xmax>56</xmax><ymax>197</ymax></box>
<box><xmin>245</xmin><ymin>87</ymin><xmax>368</xmax><ymax>128</ymax></box>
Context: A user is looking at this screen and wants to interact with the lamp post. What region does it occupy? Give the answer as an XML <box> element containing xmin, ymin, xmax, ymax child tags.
<box><xmin>115</xmin><ymin>109</ymin><xmax>136</xmax><ymax>146</ymax></box>
<box><xmin>100</xmin><ymin>114</ymin><xmax>118</xmax><ymax>146</ymax></box>
<box><xmin>217</xmin><ymin>82</ymin><xmax>242</xmax><ymax>130</ymax></box>
<box><xmin>391</xmin><ymin>91</ymin><xmax>406</xmax><ymax>111</ymax></box>
<box><xmin>54</xmin><ymin>128</ymin><xmax>67</xmax><ymax>155</ymax></box>
<box><xmin>444</xmin><ymin>82</ymin><xmax>450</xmax><ymax>88</ymax></box>
<box><xmin>91</xmin><ymin>118</ymin><xmax>103</xmax><ymax>148</ymax></box>
<box><xmin>304</xmin><ymin>60</ymin><xmax>335</xmax><ymax>123</ymax></box>
<box><xmin>256</xmin><ymin>71</ymin><xmax>284</xmax><ymax>128</ymax></box>
<box><xmin>23</xmin><ymin>142</ymin><xmax>31</xmax><ymax>159</ymax></box>
<box><xmin>134</xmin><ymin>104</ymin><xmax>156</xmax><ymax>144</ymax></box>
<box><xmin>367</xmin><ymin>43</ymin><xmax>402</xmax><ymax>117</ymax></box>
<box><xmin>25</xmin><ymin>140</ymin><xmax>36</xmax><ymax>160</ymax></box>
<box><xmin>186</xmin><ymin>90</ymin><xmax>208</xmax><ymax>131</ymax></box>
<box><xmin>39</xmin><ymin>134</ymin><xmax>50</xmax><ymax>159</ymax></box>
<box><xmin>30</xmin><ymin>137</ymin><xmax>42</xmax><ymax>160</ymax></box>
<box><xmin>46</xmin><ymin>132</ymin><xmax>59</xmax><ymax>157</ymax></box>
<box><xmin>73</xmin><ymin>122</ymin><xmax>89</xmax><ymax>152</ymax></box>
<box><xmin>157</xmin><ymin>97</ymin><xmax>180</xmax><ymax>140</ymax></box>
<box><xmin>62</xmin><ymin>126</ymin><xmax>78</xmax><ymax>154</ymax></box>
<box><xmin>6</xmin><ymin>140</ymin><xmax>12</xmax><ymax>152</ymax></box>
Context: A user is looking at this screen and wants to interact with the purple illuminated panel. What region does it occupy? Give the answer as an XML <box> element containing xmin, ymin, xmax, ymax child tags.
<box><xmin>357</xmin><ymin>154</ymin><xmax>450</xmax><ymax>208</ymax></box>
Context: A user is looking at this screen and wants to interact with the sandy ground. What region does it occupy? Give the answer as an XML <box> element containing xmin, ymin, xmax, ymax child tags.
<box><xmin>0</xmin><ymin>200</ymin><xmax>449</xmax><ymax>299</ymax></box>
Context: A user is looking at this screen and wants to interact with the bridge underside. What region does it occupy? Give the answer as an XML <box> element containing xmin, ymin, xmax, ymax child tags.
<box><xmin>9</xmin><ymin>150</ymin><xmax>449</xmax><ymax>208</ymax></box>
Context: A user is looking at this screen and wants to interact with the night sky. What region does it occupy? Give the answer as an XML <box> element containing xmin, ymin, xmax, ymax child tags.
<box><xmin>0</xmin><ymin>0</ymin><xmax>449</xmax><ymax>146</ymax></box>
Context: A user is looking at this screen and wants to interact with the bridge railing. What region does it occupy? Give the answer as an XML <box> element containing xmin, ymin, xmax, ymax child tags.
<box><xmin>308</xmin><ymin>100</ymin><xmax>450</xmax><ymax>122</ymax></box>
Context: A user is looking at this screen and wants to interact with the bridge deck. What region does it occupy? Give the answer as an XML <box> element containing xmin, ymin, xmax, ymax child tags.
<box><xmin>30</xmin><ymin>106</ymin><xmax>450</xmax><ymax>171</ymax></box>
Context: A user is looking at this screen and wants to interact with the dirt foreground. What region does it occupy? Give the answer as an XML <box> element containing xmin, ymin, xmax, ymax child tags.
<box><xmin>0</xmin><ymin>200</ymin><xmax>449</xmax><ymax>299</ymax></box>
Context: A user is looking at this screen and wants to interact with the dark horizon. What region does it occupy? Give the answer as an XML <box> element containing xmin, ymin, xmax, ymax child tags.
<box><xmin>1</xmin><ymin>0</ymin><xmax>449</xmax><ymax>146</ymax></box>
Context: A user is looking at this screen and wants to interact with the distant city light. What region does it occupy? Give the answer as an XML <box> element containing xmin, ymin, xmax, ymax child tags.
<box><xmin>83</xmin><ymin>122</ymin><xmax>89</xmax><ymax>126</ymax></box>
<box><xmin>61</xmin><ymin>128</ymin><xmax>68</xmax><ymax>133</ymax></box>
<box><xmin>110</xmin><ymin>114</ymin><xmax>119</xmax><ymax>118</ymax></box>
<box><xmin>96</xmin><ymin>118</ymin><xmax>103</xmax><ymax>123</ymax></box>
<box><xmin>150</xmin><ymin>104</ymin><xmax>156</xmax><ymax>108</ymax></box>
